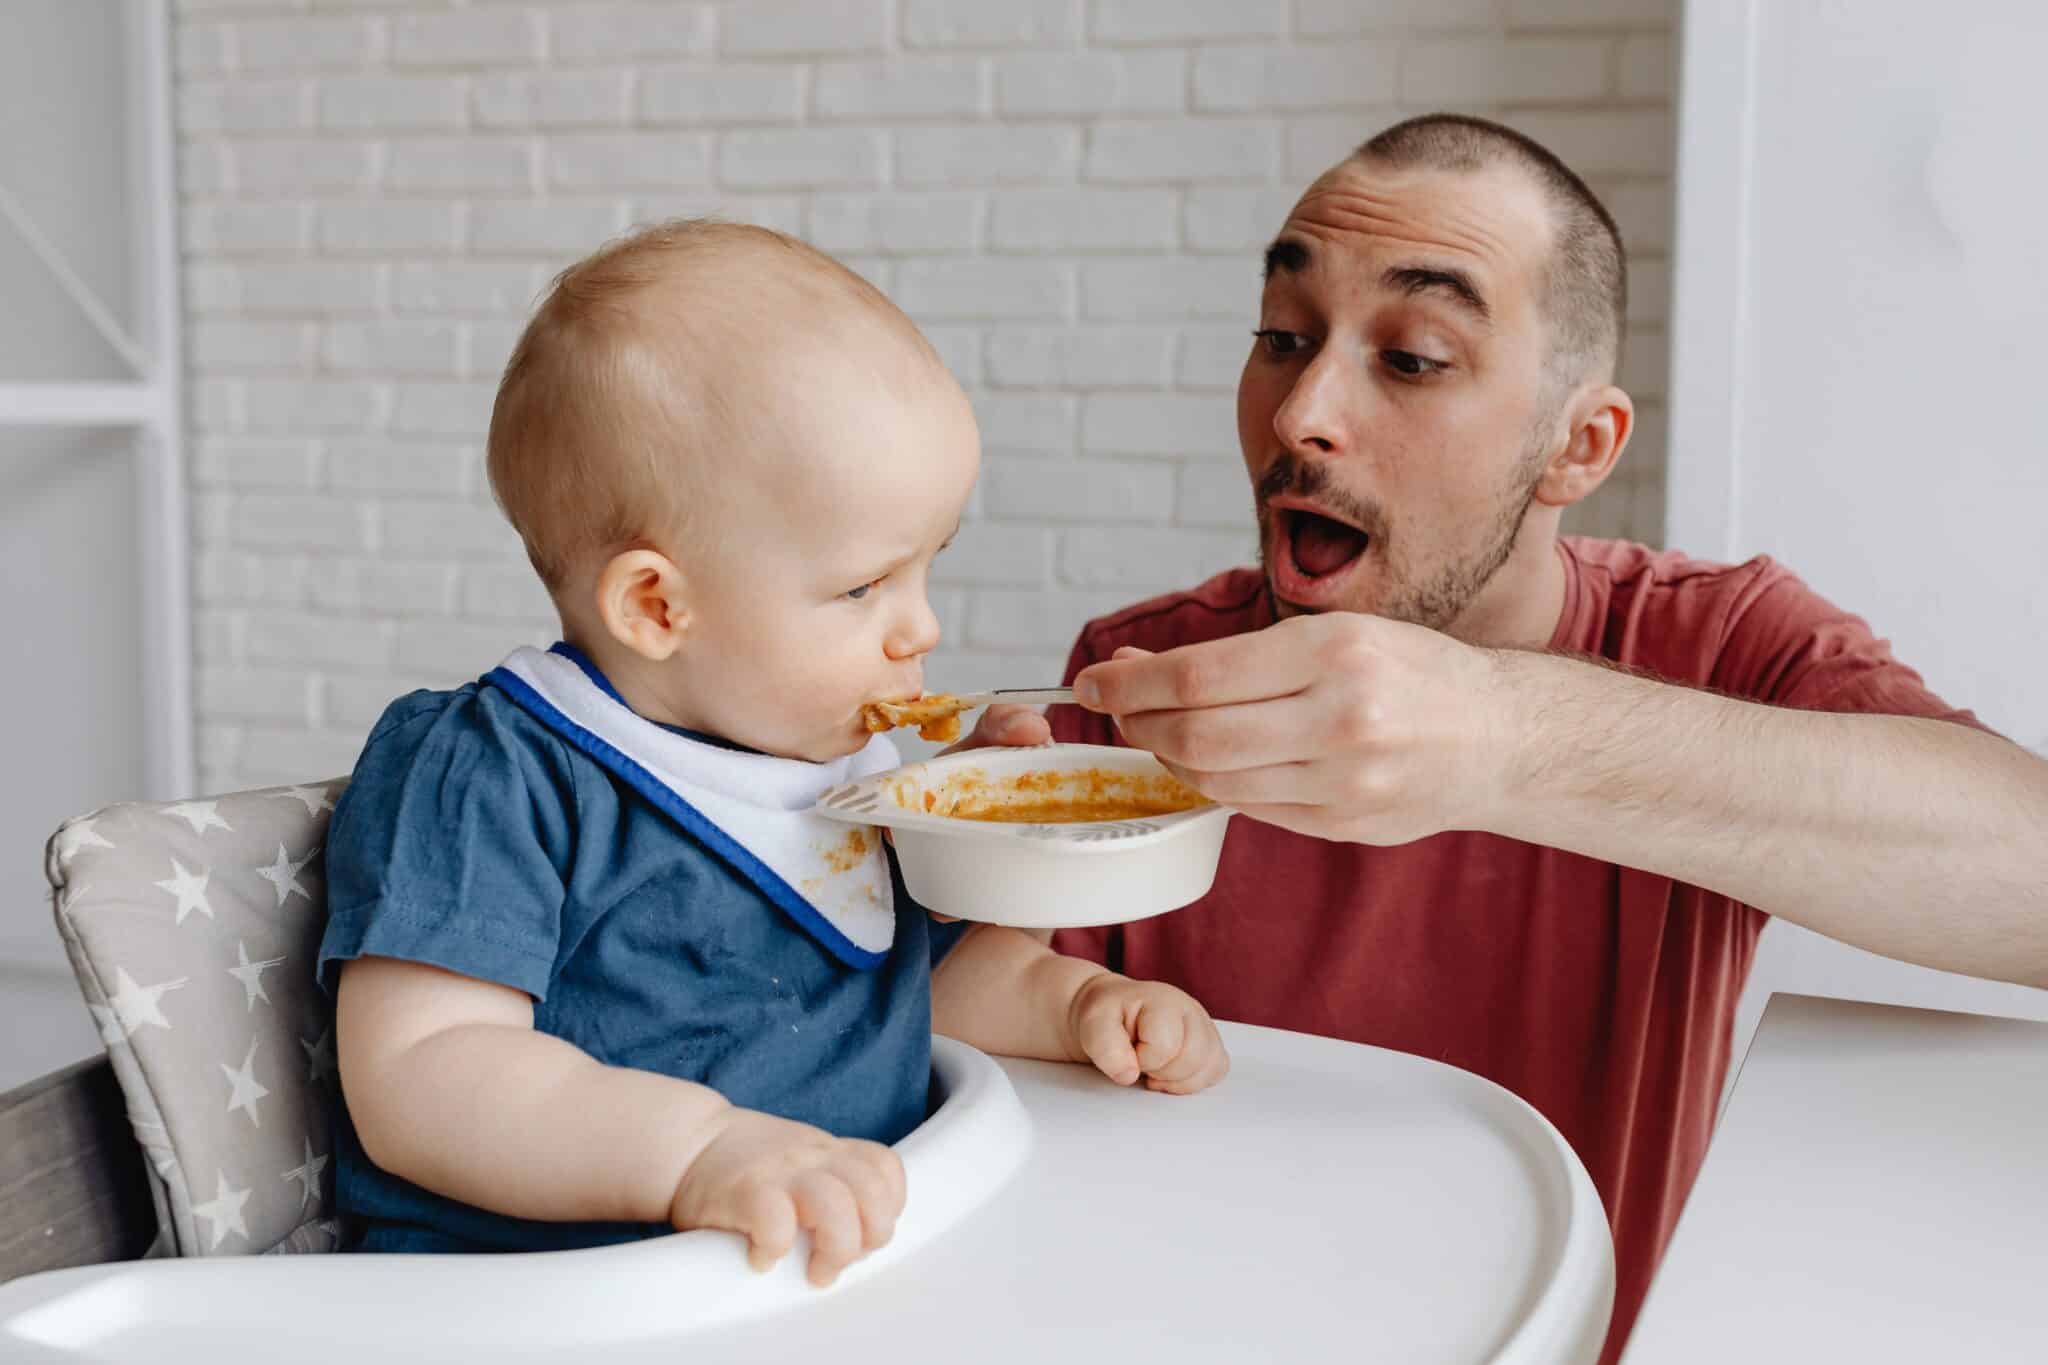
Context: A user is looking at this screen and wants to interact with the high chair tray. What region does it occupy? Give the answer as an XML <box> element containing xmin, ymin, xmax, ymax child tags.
<box><xmin>0</xmin><ymin>1023</ymin><xmax>1613</xmax><ymax>1364</ymax></box>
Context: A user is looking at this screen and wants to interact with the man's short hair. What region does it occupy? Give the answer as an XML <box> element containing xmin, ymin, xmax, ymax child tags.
<box><xmin>1355</xmin><ymin>114</ymin><xmax>1627</xmax><ymax>388</ymax></box>
<box><xmin>486</xmin><ymin>219</ymin><xmax>916</xmax><ymax>592</ymax></box>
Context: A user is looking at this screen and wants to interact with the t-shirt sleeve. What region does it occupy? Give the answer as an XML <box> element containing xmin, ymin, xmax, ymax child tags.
<box><xmin>1710</xmin><ymin>562</ymin><xmax>1992</xmax><ymax>732</ymax></box>
<box><xmin>927</xmin><ymin>916</ymin><xmax>974</xmax><ymax>967</ymax></box>
<box><xmin>317</xmin><ymin>691</ymin><xmax>576</xmax><ymax>1001</ymax></box>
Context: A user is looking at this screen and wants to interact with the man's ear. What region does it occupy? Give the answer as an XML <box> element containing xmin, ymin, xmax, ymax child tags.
<box><xmin>593</xmin><ymin>548</ymin><xmax>691</xmax><ymax>662</ymax></box>
<box><xmin>1533</xmin><ymin>383</ymin><xmax>1633</xmax><ymax>508</ymax></box>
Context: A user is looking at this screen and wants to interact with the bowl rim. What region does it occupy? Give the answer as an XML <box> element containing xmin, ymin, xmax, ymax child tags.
<box><xmin>811</xmin><ymin>742</ymin><xmax>1228</xmax><ymax>848</ymax></box>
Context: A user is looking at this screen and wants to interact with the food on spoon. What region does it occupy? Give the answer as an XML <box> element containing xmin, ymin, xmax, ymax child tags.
<box><xmin>862</xmin><ymin>694</ymin><xmax>969</xmax><ymax>743</ymax></box>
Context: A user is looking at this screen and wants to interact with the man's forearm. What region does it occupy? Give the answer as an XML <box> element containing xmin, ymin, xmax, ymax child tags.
<box><xmin>354</xmin><ymin>1023</ymin><xmax>729</xmax><ymax>1226</ymax></box>
<box><xmin>931</xmin><ymin>924</ymin><xmax>1108</xmax><ymax>1061</ymax></box>
<box><xmin>1489</xmin><ymin>650</ymin><xmax>2048</xmax><ymax>989</ymax></box>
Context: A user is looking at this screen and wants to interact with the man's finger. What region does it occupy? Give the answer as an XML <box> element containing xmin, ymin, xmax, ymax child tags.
<box><xmin>1115</xmin><ymin>692</ymin><xmax>1326</xmax><ymax>773</ymax></box>
<box><xmin>938</xmin><ymin>703</ymin><xmax>1051</xmax><ymax>755</ymax></box>
<box><xmin>1158</xmin><ymin>756</ymin><xmax>1323</xmax><ymax>808</ymax></box>
<box><xmin>1074</xmin><ymin>629</ymin><xmax>1319</xmax><ymax>716</ymax></box>
<box><xmin>1225</xmin><ymin>800</ymin><xmax>1350</xmax><ymax>841</ymax></box>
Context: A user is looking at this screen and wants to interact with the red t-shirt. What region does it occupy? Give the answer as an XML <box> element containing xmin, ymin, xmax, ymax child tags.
<box><xmin>1049</xmin><ymin>537</ymin><xmax>1983</xmax><ymax>1362</ymax></box>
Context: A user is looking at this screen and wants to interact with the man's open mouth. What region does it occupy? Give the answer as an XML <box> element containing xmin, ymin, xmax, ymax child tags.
<box><xmin>1281</xmin><ymin>507</ymin><xmax>1372</xmax><ymax>579</ymax></box>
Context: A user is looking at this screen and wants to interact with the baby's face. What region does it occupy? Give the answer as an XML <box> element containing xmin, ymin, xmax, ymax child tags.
<box><xmin>663</xmin><ymin>350</ymin><xmax>980</xmax><ymax>762</ymax></box>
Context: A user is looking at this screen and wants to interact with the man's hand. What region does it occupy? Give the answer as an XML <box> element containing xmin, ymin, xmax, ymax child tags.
<box><xmin>941</xmin><ymin>702</ymin><xmax>1052</xmax><ymax>755</ymax></box>
<box><xmin>1073</xmin><ymin>612</ymin><xmax>1514</xmax><ymax>844</ymax></box>
<box><xmin>1064</xmin><ymin>973</ymin><xmax>1229</xmax><ymax>1095</ymax></box>
<box><xmin>668</xmin><ymin>1109</ymin><xmax>906</xmax><ymax>1287</ymax></box>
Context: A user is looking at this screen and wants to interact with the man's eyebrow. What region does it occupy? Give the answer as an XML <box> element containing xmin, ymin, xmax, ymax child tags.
<box><xmin>1262</xmin><ymin>237</ymin><xmax>1310</xmax><ymax>279</ymax></box>
<box><xmin>1382</xmin><ymin>265</ymin><xmax>1491</xmax><ymax>324</ymax></box>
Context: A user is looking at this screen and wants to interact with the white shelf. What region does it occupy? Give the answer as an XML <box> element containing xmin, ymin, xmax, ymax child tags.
<box><xmin>0</xmin><ymin>381</ymin><xmax>166</xmax><ymax>427</ymax></box>
<box><xmin>0</xmin><ymin>1</ymin><xmax>189</xmax><ymax>801</ymax></box>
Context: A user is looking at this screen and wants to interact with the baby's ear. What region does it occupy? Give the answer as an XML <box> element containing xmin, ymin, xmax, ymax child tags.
<box><xmin>594</xmin><ymin>548</ymin><xmax>691</xmax><ymax>661</ymax></box>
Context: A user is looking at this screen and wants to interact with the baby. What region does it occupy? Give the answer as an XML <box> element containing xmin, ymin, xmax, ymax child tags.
<box><xmin>317</xmin><ymin>221</ymin><xmax>1228</xmax><ymax>1287</ymax></box>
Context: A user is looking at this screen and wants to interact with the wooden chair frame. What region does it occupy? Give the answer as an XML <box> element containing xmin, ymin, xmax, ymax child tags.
<box><xmin>0</xmin><ymin>1055</ymin><xmax>155</xmax><ymax>1283</ymax></box>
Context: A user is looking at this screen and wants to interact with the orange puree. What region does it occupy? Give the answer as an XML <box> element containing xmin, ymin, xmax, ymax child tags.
<box><xmin>861</xmin><ymin>696</ymin><xmax>966</xmax><ymax>743</ymax></box>
<box><xmin>913</xmin><ymin>766</ymin><xmax>1207</xmax><ymax>823</ymax></box>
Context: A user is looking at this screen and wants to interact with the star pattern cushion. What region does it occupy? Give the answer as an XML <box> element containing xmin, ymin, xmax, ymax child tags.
<box><xmin>46</xmin><ymin>781</ymin><xmax>351</xmax><ymax>1258</ymax></box>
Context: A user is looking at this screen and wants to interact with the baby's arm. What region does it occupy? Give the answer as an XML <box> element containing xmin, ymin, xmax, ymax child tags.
<box><xmin>337</xmin><ymin>956</ymin><xmax>902</xmax><ymax>1283</ymax></box>
<box><xmin>929</xmin><ymin>927</ymin><xmax>1228</xmax><ymax>1094</ymax></box>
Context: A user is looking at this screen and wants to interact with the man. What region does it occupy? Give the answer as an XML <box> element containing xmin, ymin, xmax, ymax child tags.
<box><xmin>965</xmin><ymin>115</ymin><xmax>2048</xmax><ymax>1359</ymax></box>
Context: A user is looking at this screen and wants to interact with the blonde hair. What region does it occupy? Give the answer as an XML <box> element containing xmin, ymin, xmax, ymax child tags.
<box><xmin>485</xmin><ymin>218</ymin><xmax>932</xmax><ymax>592</ymax></box>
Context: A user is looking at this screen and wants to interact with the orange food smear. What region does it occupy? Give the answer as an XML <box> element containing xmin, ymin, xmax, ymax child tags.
<box><xmin>908</xmin><ymin>766</ymin><xmax>1207</xmax><ymax>824</ymax></box>
<box><xmin>821</xmin><ymin>827</ymin><xmax>873</xmax><ymax>873</ymax></box>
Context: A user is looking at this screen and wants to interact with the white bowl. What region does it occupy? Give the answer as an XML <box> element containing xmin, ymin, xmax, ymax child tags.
<box><xmin>812</xmin><ymin>743</ymin><xmax>1232</xmax><ymax>930</ymax></box>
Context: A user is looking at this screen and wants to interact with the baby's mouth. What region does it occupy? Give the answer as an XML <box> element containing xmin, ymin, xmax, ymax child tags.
<box><xmin>1283</xmin><ymin>508</ymin><xmax>1371</xmax><ymax>578</ymax></box>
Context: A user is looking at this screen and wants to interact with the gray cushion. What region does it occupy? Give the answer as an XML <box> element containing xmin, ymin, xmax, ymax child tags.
<box><xmin>45</xmin><ymin>780</ymin><xmax>351</xmax><ymax>1258</ymax></box>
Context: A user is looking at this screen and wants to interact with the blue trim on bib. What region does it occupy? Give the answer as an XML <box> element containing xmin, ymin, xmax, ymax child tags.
<box><xmin>485</xmin><ymin>666</ymin><xmax>888</xmax><ymax>972</ymax></box>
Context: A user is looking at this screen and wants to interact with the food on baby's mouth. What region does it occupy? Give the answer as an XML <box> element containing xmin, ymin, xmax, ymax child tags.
<box><xmin>905</xmin><ymin>767</ymin><xmax>1208</xmax><ymax>823</ymax></box>
<box><xmin>862</xmin><ymin>695</ymin><xmax>967</xmax><ymax>743</ymax></box>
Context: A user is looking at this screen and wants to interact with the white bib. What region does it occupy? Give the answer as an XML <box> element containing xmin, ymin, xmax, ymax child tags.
<box><xmin>486</xmin><ymin>645</ymin><xmax>901</xmax><ymax>969</ymax></box>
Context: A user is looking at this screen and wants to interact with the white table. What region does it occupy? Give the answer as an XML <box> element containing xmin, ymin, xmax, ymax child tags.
<box><xmin>2</xmin><ymin>1022</ymin><xmax>1613</xmax><ymax>1364</ymax></box>
<box><xmin>1626</xmin><ymin>994</ymin><xmax>2048</xmax><ymax>1363</ymax></box>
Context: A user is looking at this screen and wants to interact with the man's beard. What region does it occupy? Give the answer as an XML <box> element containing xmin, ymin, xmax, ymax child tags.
<box><xmin>1256</xmin><ymin>433</ymin><xmax>1550</xmax><ymax>632</ymax></box>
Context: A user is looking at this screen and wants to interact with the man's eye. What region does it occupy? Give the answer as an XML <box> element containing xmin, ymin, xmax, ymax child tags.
<box><xmin>1383</xmin><ymin>350</ymin><xmax>1445</xmax><ymax>378</ymax></box>
<box><xmin>1254</xmin><ymin>329</ymin><xmax>1311</xmax><ymax>357</ymax></box>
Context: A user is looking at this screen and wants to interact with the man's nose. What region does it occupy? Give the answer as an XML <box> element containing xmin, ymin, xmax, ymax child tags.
<box><xmin>883</xmin><ymin>593</ymin><xmax>943</xmax><ymax>661</ymax></box>
<box><xmin>1272</xmin><ymin>348</ymin><xmax>1350</xmax><ymax>457</ymax></box>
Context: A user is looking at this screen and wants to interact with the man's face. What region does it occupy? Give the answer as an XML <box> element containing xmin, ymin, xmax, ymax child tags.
<box><xmin>1239</xmin><ymin>158</ymin><xmax>1563</xmax><ymax>630</ymax></box>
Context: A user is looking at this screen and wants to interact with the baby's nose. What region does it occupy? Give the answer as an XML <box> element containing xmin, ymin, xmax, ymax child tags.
<box><xmin>884</xmin><ymin>597</ymin><xmax>943</xmax><ymax>660</ymax></box>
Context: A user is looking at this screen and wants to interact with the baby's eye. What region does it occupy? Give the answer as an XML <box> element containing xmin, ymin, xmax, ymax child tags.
<box><xmin>846</xmin><ymin>581</ymin><xmax>876</xmax><ymax>601</ymax></box>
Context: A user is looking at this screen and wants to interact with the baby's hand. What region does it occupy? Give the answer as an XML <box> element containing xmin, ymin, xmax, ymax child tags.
<box><xmin>940</xmin><ymin>702</ymin><xmax>1051</xmax><ymax>755</ymax></box>
<box><xmin>1065</xmin><ymin>974</ymin><xmax>1229</xmax><ymax>1095</ymax></box>
<box><xmin>668</xmin><ymin>1109</ymin><xmax>905</xmax><ymax>1287</ymax></box>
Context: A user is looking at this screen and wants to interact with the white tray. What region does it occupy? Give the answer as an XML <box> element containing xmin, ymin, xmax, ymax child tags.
<box><xmin>0</xmin><ymin>1024</ymin><xmax>1613</xmax><ymax>1364</ymax></box>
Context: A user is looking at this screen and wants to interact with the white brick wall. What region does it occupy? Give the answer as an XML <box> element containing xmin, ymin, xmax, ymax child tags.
<box><xmin>173</xmin><ymin>0</ymin><xmax>1675</xmax><ymax>787</ymax></box>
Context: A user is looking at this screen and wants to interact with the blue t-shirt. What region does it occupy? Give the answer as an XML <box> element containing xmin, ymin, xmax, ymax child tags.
<box><xmin>316</xmin><ymin>675</ymin><xmax>966</xmax><ymax>1254</ymax></box>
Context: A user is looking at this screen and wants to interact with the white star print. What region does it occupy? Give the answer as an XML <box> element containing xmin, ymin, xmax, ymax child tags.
<box><xmin>53</xmin><ymin>815</ymin><xmax>115</xmax><ymax>863</ymax></box>
<box><xmin>227</xmin><ymin>941</ymin><xmax>287</xmax><ymax>1011</ymax></box>
<box><xmin>99</xmin><ymin>966</ymin><xmax>189</xmax><ymax>1036</ymax></box>
<box><xmin>282</xmin><ymin>1137</ymin><xmax>330</xmax><ymax>1210</ymax></box>
<box><xmin>192</xmin><ymin>1171</ymin><xmax>251</xmax><ymax>1251</ymax></box>
<box><xmin>221</xmin><ymin>1038</ymin><xmax>270</xmax><ymax>1128</ymax></box>
<box><xmin>165</xmin><ymin>801</ymin><xmax>233</xmax><ymax>837</ymax></box>
<box><xmin>300</xmin><ymin>1026</ymin><xmax>336</xmax><ymax>1084</ymax></box>
<box><xmin>153</xmin><ymin>859</ymin><xmax>215</xmax><ymax>926</ymax></box>
<box><xmin>276</xmin><ymin>785</ymin><xmax>336</xmax><ymax>817</ymax></box>
<box><xmin>256</xmin><ymin>842</ymin><xmax>318</xmax><ymax>909</ymax></box>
